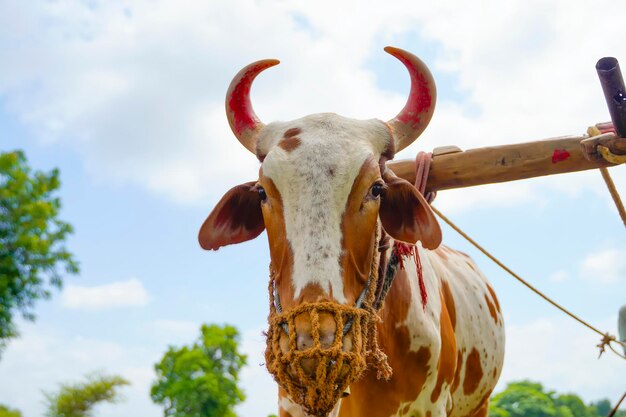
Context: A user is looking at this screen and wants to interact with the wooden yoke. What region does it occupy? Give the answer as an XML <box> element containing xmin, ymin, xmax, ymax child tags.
<box><xmin>389</xmin><ymin>56</ymin><xmax>626</xmax><ymax>193</ymax></box>
<box><xmin>388</xmin><ymin>131</ymin><xmax>626</xmax><ymax>193</ymax></box>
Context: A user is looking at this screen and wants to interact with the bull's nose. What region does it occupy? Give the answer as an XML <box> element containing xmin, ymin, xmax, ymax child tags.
<box><xmin>294</xmin><ymin>311</ymin><xmax>337</xmax><ymax>350</ymax></box>
<box><xmin>296</xmin><ymin>329</ymin><xmax>336</xmax><ymax>350</ymax></box>
<box><xmin>296</xmin><ymin>332</ymin><xmax>314</xmax><ymax>350</ymax></box>
<box><xmin>293</xmin><ymin>311</ymin><xmax>338</xmax><ymax>377</ymax></box>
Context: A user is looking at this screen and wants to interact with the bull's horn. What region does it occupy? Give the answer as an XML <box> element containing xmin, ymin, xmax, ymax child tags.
<box><xmin>385</xmin><ymin>47</ymin><xmax>437</xmax><ymax>153</ymax></box>
<box><xmin>225</xmin><ymin>59</ymin><xmax>280</xmax><ymax>153</ymax></box>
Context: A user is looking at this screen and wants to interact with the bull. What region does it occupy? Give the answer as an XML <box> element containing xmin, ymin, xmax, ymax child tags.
<box><xmin>199</xmin><ymin>47</ymin><xmax>505</xmax><ymax>417</ymax></box>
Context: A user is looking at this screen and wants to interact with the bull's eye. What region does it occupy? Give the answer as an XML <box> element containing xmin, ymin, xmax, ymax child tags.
<box><xmin>258</xmin><ymin>187</ymin><xmax>267</xmax><ymax>201</ymax></box>
<box><xmin>370</xmin><ymin>183</ymin><xmax>383</xmax><ymax>198</ymax></box>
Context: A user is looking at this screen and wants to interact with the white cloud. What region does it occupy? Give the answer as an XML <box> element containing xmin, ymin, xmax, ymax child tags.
<box><xmin>580</xmin><ymin>248</ymin><xmax>626</xmax><ymax>284</ymax></box>
<box><xmin>61</xmin><ymin>278</ymin><xmax>149</xmax><ymax>310</ymax></box>
<box><xmin>0</xmin><ymin>322</ymin><xmax>161</xmax><ymax>417</ymax></box>
<box><xmin>1</xmin><ymin>0</ymin><xmax>625</xmax><ymax>208</ymax></box>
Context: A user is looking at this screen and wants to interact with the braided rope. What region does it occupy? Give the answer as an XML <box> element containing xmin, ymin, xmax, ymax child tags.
<box><xmin>587</xmin><ymin>124</ymin><xmax>626</xmax><ymax>227</ymax></box>
<box><xmin>599</xmin><ymin>167</ymin><xmax>626</xmax><ymax>227</ymax></box>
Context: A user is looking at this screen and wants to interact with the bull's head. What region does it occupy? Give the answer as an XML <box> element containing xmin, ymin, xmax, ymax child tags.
<box><xmin>199</xmin><ymin>47</ymin><xmax>442</xmax><ymax>416</ymax></box>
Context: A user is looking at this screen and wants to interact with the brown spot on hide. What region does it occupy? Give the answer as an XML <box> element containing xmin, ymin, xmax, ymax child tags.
<box><xmin>402</xmin><ymin>404</ymin><xmax>411</xmax><ymax>415</ymax></box>
<box><xmin>283</xmin><ymin>127</ymin><xmax>301</xmax><ymax>138</ymax></box>
<box><xmin>258</xmin><ymin>175</ymin><xmax>296</xmax><ymax>307</ymax></box>
<box><xmin>339</xmin><ymin>157</ymin><xmax>381</xmax><ymax>304</ymax></box>
<box><xmin>463</xmin><ymin>348</ymin><xmax>483</xmax><ymax>395</ymax></box>
<box><xmin>339</xmin><ymin>269</ymin><xmax>431</xmax><ymax>416</ymax></box>
<box><xmin>486</xmin><ymin>284</ymin><xmax>501</xmax><ymax>312</ymax></box>
<box><xmin>279</xmin><ymin>137</ymin><xmax>301</xmax><ymax>152</ymax></box>
<box><xmin>484</xmin><ymin>293</ymin><xmax>498</xmax><ymax>324</ymax></box>
<box><xmin>470</xmin><ymin>402</ymin><xmax>488</xmax><ymax>417</ymax></box>
<box><xmin>451</xmin><ymin>350</ymin><xmax>463</xmax><ymax>393</ymax></box>
<box><xmin>440</xmin><ymin>280</ymin><xmax>456</xmax><ymax>329</ymax></box>
<box><xmin>469</xmin><ymin>391</ymin><xmax>492</xmax><ymax>417</ymax></box>
<box><xmin>430</xmin><ymin>290</ymin><xmax>457</xmax><ymax>403</ymax></box>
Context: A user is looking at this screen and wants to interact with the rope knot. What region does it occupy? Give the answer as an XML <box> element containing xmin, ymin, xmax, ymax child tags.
<box><xmin>393</xmin><ymin>242</ymin><xmax>415</xmax><ymax>269</ymax></box>
<box><xmin>597</xmin><ymin>332</ymin><xmax>617</xmax><ymax>358</ymax></box>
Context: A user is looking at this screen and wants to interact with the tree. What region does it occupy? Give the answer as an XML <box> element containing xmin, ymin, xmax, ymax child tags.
<box><xmin>589</xmin><ymin>400</ymin><xmax>612</xmax><ymax>417</ymax></box>
<box><xmin>489</xmin><ymin>381</ymin><xmax>626</xmax><ymax>417</ymax></box>
<box><xmin>556</xmin><ymin>394</ymin><xmax>593</xmax><ymax>417</ymax></box>
<box><xmin>490</xmin><ymin>381</ymin><xmax>558</xmax><ymax>417</ymax></box>
<box><xmin>0</xmin><ymin>404</ymin><xmax>22</xmax><ymax>417</ymax></box>
<box><xmin>44</xmin><ymin>374</ymin><xmax>129</xmax><ymax>417</ymax></box>
<box><xmin>0</xmin><ymin>150</ymin><xmax>78</xmax><ymax>351</ymax></box>
<box><xmin>151</xmin><ymin>324</ymin><xmax>247</xmax><ymax>417</ymax></box>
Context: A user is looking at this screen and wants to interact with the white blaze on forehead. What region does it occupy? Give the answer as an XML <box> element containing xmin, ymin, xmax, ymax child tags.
<box><xmin>259</xmin><ymin>113</ymin><xmax>391</xmax><ymax>303</ymax></box>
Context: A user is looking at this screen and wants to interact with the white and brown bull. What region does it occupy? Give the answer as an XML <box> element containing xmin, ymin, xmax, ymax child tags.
<box><xmin>199</xmin><ymin>47</ymin><xmax>505</xmax><ymax>417</ymax></box>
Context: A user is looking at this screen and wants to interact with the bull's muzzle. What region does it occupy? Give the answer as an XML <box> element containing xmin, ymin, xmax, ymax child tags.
<box><xmin>265</xmin><ymin>302</ymin><xmax>370</xmax><ymax>416</ymax></box>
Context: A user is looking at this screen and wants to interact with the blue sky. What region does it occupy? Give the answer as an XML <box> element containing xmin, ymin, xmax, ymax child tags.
<box><xmin>0</xmin><ymin>1</ymin><xmax>625</xmax><ymax>416</ymax></box>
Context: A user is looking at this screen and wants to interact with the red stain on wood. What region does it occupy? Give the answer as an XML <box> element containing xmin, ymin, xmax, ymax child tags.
<box><xmin>551</xmin><ymin>149</ymin><xmax>570</xmax><ymax>163</ymax></box>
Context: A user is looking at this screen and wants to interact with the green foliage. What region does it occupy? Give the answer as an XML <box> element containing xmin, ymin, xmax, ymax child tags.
<box><xmin>556</xmin><ymin>394</ymin><xmax>593</xmax><ymax>417</ymax></box>
<box><xmin>0</xmin><ymin>404</ymin><xmax>22</xmax><ymax>417</ymax></box>
<box><xmin>589</xmin><ymin>400</ymin><xmax>612</xmax><ymax>417</ymax></box>
<box><xmin>0</xmin><ymin>150</ymin><xmax>78</xmax><ymax>351</ymax></box>
<box><xmin>491</xmin><ymin>381</ymin><xmax>557</xmax><ymax>417</ymax></box>
<box><xmin>490</xmin><ymin>380</ymin><xmax>626</xmax><ymax>417</ymax></box>
<box><xmin>44</xmin><ymin>374</ymin><xmax>129</xmax><ymax>417</ymax></box>
<box><xmin>151</xmin><ymin>324</ymin><xmax>247</xmax><ymax>417</ymax></box>
<box><xmin>488</xmin><ymin>403</ymin><xmax>510</xmax><ymax>417</ymax></box>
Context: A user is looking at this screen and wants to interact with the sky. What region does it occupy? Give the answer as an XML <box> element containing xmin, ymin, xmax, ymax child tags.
<box><xmin>0</xmin><ymin>0</ymin><xmax>625</xmax><ymax>416</ymax></box>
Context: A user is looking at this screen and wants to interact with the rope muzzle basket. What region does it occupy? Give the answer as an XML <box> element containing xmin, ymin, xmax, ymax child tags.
<box><xmin>265</xmin><ymin>301</ymin><xmax>372</xmax><ymax>416</ymax></box>
<box><xmin>264</xmin><ymin>229</ymin><xmax>394</xmax><ymax>416</ymax></box>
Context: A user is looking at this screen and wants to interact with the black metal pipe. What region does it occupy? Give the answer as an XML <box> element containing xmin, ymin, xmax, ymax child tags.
<box><xmin>596</xmin><ymin>57</ymin><xmax>626</xmax><ymax>138</ymax></box>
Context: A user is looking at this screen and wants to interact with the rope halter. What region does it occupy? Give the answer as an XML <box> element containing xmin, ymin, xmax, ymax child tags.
<box><xmin>264</xmin><ymin>226</ymin><xmax>392</xmax><ymax>416</ymax></box>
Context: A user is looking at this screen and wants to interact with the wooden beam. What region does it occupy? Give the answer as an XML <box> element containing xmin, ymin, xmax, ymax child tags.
<box><xmin>387</xmin><ymin>134</ymin><xmax>624</xmax><ymax>193</ymax></box>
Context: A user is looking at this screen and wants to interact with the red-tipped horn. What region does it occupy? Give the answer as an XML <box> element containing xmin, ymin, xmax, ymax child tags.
<box><xmin>385</xmin><ymin>47</ymin><xmax>437</xmax><ymax>152</ymax></box>
<box><xmin>225</xmin><ymin>59</ymin><xmax>280</xmax><ymax>153</ymax></box>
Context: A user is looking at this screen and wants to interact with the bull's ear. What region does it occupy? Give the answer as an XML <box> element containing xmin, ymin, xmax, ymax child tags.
<box><xmin>198</xmin><ymin>181</ymin><xmax>265</xmax><ymax>250</ymax></box>
<box><xmin>379</xmin><ymin>171</ymin><xmax>442</xmax><ymax>249</ymax></box>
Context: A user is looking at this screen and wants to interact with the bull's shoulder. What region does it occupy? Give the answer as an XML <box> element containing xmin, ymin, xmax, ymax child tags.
<box><xmin>420</xmin><ymin>244</ymin><xmax>500</xmax><ymax>324</ymax></box>
<box><xmin>427</xmin><ymin>245</ymin><xmax>482</xmax><ymax>278</ymax></box>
